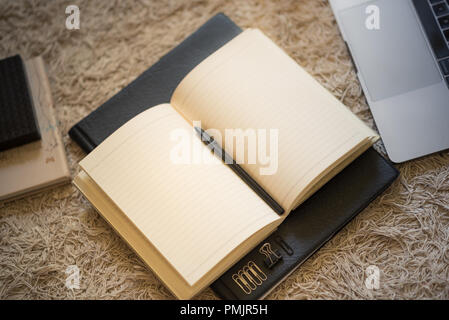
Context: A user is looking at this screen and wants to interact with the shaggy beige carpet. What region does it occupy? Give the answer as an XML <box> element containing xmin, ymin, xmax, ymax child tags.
<box><xmin>0</xmin><ymin>0</ymin><xmax>448</xmax><ymax>300</ymax></box>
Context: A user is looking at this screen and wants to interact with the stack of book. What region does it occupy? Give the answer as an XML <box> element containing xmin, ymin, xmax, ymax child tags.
<box><xmin>0</xmin><ymin>55</ymin><xmax>70</xmax><ymax>202</ymax></box>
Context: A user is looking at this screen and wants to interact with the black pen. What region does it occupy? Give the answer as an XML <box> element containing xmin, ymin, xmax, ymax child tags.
<box><xmin>194</xmin><ymin>126</ymin><xmax>284</xmax><ymax>215</ymax></box>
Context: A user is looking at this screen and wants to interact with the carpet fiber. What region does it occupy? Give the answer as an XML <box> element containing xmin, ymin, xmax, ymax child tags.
<box><xmin>0</xmin><ymin>0</ymin><xmax>448</xmax><ymax>299</ymax></box>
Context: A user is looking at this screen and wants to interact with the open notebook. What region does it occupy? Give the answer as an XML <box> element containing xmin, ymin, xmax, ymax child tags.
<box><xmin>74</xmin><ymin>29</ymin><xmax>378</xmax><ymax>299</ymax></box>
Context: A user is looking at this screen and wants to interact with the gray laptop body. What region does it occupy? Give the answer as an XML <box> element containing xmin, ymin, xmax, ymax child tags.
<box><xmin>330</xmin><ymin>0</ymin><xmax>449</xmax><ymax>163</ymax></box>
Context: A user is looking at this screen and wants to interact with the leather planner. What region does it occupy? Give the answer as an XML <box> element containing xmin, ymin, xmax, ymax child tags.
<box><xmin>69</xmin><ymin>13</ymin><xmax>399</xmax><ymax>299</ymax></box>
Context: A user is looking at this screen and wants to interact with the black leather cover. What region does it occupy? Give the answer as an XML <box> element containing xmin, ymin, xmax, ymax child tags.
<box><xmin>68</xmin><ymin>13</ymin><xmax>399</xmax><ymax>299</ymax></box>
<box><xmin>69</xmin><ymin>13</ymin><xmax>241</xmax><ymax>153</ymax></box>
<box><xmin>0</xmin><ymin>55</ymin><xmax>40</xmax><ymax>151</ymax></box>
<box><xmin>211</xmin><ymin>148</ymin><xmax>398</xmax><ymax>299</ymax></box>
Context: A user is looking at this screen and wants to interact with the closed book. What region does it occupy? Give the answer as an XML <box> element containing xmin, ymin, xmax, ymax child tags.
<box><xmin>0</xmin><ymin>57</ymin><xmax>71</xmax><ymax>202</ymax></box>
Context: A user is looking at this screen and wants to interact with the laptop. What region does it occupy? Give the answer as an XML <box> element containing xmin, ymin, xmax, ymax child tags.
<box><xmin>330</xmin><ymin>0</ymin><xmax>449</xmax><ymax>163</ymax></box>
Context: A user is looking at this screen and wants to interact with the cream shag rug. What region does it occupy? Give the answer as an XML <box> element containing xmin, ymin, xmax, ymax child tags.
<box><xmin>0</xmin><ymin>0</ymin><xmax>448</xmax><ymax>300</ymax></box>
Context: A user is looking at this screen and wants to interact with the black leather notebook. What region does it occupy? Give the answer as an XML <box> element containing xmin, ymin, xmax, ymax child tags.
<box><xmin>69</xmin><ymin>13</ymin><xmax>399</xmax><ymax>299</ymax></box>
<box><xmin>0</xmin><ymin>55</ymin><xmax>40</xmax><ymax>151</ymax></box>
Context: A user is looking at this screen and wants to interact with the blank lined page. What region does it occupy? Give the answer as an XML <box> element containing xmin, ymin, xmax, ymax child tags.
<box><xmin>80</xmin><ymin>104</ymin><xmax>280</xmax><ymax>286</ymax></box>
<box><xmin>171</xmin><ymin>29</ymin><xmax>378</xmax><ymax>213</ymax></box>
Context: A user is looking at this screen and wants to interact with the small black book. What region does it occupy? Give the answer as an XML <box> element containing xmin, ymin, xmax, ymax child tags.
<box><xmin>0</xmin><ymin>55</ymin><xmax>40</xmax><ymax>151</ymax></box>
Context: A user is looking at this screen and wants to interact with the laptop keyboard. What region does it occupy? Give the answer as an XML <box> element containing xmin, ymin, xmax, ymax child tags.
<box><xmin>413</xmin><ymin>0</ymin><xmax>449</xmax><ymax>87</ymax></box>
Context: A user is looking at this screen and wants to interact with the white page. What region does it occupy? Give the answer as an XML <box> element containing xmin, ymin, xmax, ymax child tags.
<box><xmin>171</xmin><ymin>29</ymin><xmax>377</xmax><ymax>212</ymax></box>
<box><xmin>80</xmin><ymin>104</ymin><xmax>280</xmax><ymax>285</ymax></box>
